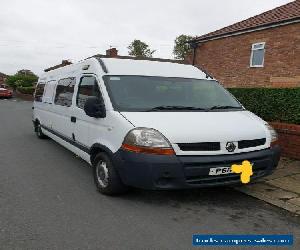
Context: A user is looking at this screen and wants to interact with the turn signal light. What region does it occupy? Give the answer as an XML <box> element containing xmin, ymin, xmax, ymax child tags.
<box><xmin>121</xmin><ymin>143</ymin><xmax>175</xmax><ymax>155</ymax></box>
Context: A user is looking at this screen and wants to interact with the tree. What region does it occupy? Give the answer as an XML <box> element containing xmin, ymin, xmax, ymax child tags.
<box><xmin>17</xmin><ymin>69</ymin><xmax>35</xmax><ymax>76</ymax></box>
<box><xmin>6</xmin><ymin>70</ymin><xmax>38</xmax><ymax>91</ymax></box>
<box><xmin>173</xmin><ymin>34</ymin><xmax>194</xmax><ymax>60</ymax></box>
<box><xmin>128</xmin><ymin>39</ymin><xmax>155</xmax><ymax>57</ymax></box>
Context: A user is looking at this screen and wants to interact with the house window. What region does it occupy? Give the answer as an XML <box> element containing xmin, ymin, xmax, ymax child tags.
<box><xmin>250</xmin><ymin>42</ymin><xmax>265</xmax><ymax>67</ymax></box>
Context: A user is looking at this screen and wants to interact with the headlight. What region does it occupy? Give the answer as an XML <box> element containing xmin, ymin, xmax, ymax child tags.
<box><xmin>265</xmin><ymin>124</ymin><xmax>278</xmax><ymax>145</ymax></box>
<box><xmin>121</xmin><ymin>128</ymin><xmax>174</xmax><ymax>155</ymax></box>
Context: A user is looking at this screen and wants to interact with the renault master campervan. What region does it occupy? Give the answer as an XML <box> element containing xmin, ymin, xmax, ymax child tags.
<box><xmin>33</xmin><ymin>57</ymin><xmax>280</xmax><ymax>195</ymax></box>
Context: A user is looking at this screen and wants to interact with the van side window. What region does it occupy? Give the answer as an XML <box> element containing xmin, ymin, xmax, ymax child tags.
<box><xmin>54</xmin><ymin>77</ymin><xmax>76</xmax><ymax>107</ymax></box>
<box><xmin>76</xmin><ymin>76</ymin><xmax>101</xmax><ymax>109</ymax></box>
<box><xmin>34</xmin><ymin>83</ymin><xmax>45</xmax><ymax>102</ymax></box>
<box><xmin>43</xmin><ymin>80</ymin><xmax>56</xmax><ymax>104</ymax></box>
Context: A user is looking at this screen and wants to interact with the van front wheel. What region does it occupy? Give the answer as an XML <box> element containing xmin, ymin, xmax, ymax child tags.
<box><xmin>93</xmin><ymin>152</ymin><xmax>128</xmax><ymax>195</ymax></box>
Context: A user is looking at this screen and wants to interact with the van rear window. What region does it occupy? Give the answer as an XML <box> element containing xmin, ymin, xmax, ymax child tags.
<box><xmin>34</xmin><ymin>83</ymin><xmax>45</xmax><ymax>102</ymax></box>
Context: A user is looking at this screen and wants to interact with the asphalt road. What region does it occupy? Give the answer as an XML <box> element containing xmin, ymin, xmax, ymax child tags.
<box><xmin>0</xmin><ymin>98</ymin><xmax>300</xmax><ymax>250</ymax></box>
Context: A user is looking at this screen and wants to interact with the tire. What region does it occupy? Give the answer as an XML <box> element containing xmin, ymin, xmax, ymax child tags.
<box><xmin>93</xmin><ymin>152</ymin><xmax>128</xmax><ymax>195</ymax></box>
<box><xmin>35</xmin><ymin>121</ymin><xmax>48</xmax><ymax>139</ymax></box>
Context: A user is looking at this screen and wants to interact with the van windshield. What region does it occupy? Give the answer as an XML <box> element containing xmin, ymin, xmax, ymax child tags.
<box><xmin>103</xmin><ymin>76</ymin><xmax>243</xmax><ymax>112</ymax></box>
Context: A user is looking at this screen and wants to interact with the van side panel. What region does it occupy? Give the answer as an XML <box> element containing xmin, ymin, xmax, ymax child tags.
<box><xmin>42</xmin><ymin>128</ymin><xmax>91</xmax><ymax>163</ymax></box>
<box><xmin>33</xmin><ymin>58</ymin><xmax>134</xmax><ymax>165</ymax></box>
<box><xmin>86</xmin><ymin>111</ymin><xmax>134</xmax><ymax>153</ymax></box>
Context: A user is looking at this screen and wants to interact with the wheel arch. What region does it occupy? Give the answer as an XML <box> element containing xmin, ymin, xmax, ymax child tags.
<box><xmin>90</xmin><ymin>143</ymin><xmax>115</xmax><ymax>166</ymax></box>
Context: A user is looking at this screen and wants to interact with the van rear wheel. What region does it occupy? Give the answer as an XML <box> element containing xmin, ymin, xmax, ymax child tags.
<box><xmin>93</xmin><ymin>152</ymin><xmax>128</xmax><ymax>195</ymax></box>
<box><xmin>35</xmin><ymin>122</ymin><xmax>48</xmax><ymax>139</ymax></box>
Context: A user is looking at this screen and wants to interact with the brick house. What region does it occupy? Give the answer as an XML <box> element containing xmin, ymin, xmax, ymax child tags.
<box><xmin>0</xmin><ymin>72</ymin><xmax>8</xmax><ymax>87</ymax></box>
<box><xmin>186</xmin><ymin>0</ymin><xmax>300</xmax><ymax>88</ymax></box>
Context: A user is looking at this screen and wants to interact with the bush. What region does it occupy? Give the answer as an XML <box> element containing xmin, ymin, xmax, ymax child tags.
<box><xmin>228</xmin><ymin>88</ymin><xmax>300</xmax><ymax>125</ymax></box>
<box><xmin>17</xmin><ymin>80</ymin><xmax>35</xmax><ymax>88</ymax></box>
<box><xmin>6</xmin><ymin>72</ymin><xmax>38</xmax><ymax>90</ymax></box>
<box><xmin>17</xmin><ymin>86</ymin><xmax>35</xmax><ymax>95</ymax></box>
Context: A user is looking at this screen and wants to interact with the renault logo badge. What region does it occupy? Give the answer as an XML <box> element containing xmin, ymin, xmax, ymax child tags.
<box><xmin>226</xmin><ymin>142</ymin><xmax>236</xmax><ymax>152</ymax></box>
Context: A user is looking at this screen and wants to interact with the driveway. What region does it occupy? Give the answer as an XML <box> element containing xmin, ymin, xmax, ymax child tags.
<box><xmin>0</xmin><ymin>99</ymin><xmax>300</xmax><ymax>249</ymax></box>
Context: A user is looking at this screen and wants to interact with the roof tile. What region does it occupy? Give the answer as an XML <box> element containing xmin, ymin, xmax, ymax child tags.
<box><xmin>195</xmin><ymin>0</ymin><xmax>300</xmax><ymax>42</ymax></box>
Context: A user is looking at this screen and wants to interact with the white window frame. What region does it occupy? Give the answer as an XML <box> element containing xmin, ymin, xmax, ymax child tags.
<box><xmin>250</xmin><ymin>42</ymin><xmax>265</xmax><ymax>68</ymax></box>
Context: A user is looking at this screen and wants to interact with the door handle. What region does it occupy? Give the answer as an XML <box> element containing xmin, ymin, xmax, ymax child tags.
<box><xmin>71</xmin><ymin>116</ymin><xmax>76</xmax><ymax>123</ymax></box>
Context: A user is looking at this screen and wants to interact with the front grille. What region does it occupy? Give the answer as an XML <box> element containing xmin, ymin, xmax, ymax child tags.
<box><xmin>178</xmin><ymin>142</ymin><xmax>220</xmax><ymax>151</ymax></box>
<box><xmin>181</xmin><ymin>152</ymin><xmax>271</xmax><ymax>185</ymax></box>
<box><xmin>178</xmin><ymin>138</ymin><xmax>266</xmax><ymax>152</ymax></box>
<box><xmin>185</xmin><ymin>170</ymin><xmax>266</xmax><ymax>185</ymax></box>
<box><xmin>238</xmin><ymin>138</ymin><xmax>266</xmax><ymax>149</ymax></box>
<box><xmin>186</xmin><ymin>166</ymin><xmax>267</xmax><ymax>185</ymax></box>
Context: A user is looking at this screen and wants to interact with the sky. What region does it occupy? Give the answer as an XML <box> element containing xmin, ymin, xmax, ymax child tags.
<box><xmin>0</xmin><ymin>0</ymin><xmax>293</xmax><ymax>76</ymax></box>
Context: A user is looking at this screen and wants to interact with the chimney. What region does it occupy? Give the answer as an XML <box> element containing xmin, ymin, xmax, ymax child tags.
<box><xmin>44</xmin><ymin>60</ymin><xmax>72</xmax><ymax>72</ymax></box>
<box><xmin>62</xmin><ymin>60</ymin><xmax>72</xmax><ymax>66</ymax></box>
<box><xmin>106</xmin><ymin>47</ymin><xmax>118</xmax><ymax>57</ymax></box>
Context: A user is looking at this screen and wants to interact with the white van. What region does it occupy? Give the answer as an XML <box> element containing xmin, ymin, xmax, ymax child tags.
<box><xmin>33</xmin><ymin>57</ymin><xmax>280</xmax><ymax>195</ymax></box>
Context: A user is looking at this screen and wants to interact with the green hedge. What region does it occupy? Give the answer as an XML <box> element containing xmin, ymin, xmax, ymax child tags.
<box><xmin>228</xmin><ymin>88</ymin><xmax>300</xmax><ymax>125</ymax></box>
<box><xmin>17</xmin><ymin>86</ymin><xmax>35</xmax><ymax>95</ymax></box>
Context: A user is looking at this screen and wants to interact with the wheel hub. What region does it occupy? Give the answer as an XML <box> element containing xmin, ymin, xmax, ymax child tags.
<box><xmin>96</xmin><ymin>161</ymin><xmax>109</xmax><ymax>187</ymax></box>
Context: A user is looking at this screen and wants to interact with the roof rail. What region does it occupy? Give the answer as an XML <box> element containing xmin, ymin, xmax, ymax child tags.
<box><xmin>90</xmin><ymin>54</ymin><xmax>185</xmax><ymax>64</ymax></box>
<box><xmin>94</xmin><ymin>57</ymin><xmax>108</xmax><ymax>73</ymax></box>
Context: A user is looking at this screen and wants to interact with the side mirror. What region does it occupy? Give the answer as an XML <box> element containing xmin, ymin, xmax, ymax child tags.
<box><xmin>84</xmin><ymin>96</ymin><xmax>106</xmax><ymax>118</ymax></box>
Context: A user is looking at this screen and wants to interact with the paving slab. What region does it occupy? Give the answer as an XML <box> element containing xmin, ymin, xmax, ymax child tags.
<box><xmin>267</xmin><ymin>176</ymin><xmax>300</xmax><ymax>194</ymax></box>
<box><xmin>238</xmin><ymin>183</ymin><xmax>298</xmax><ymax>199</ymax></box>
<box><xmin>235</xmin><ymin>157</ymin><xmax>300</xmax><ymax>215</ymax></box>
<box><xmin>290</xmin><ymin>173</ymin><xmax>300</xmax><ymax>182</ymax></box>
<box><xmin>289</xmin><ymin>198</ymin><xmax>300</xmax><ymax>207</ymax></box>
<box><xmin>236</xmin><ymin>184</ymin><xmax>300</xmax><ymax>215</ymax></box>
<box><xmin>264</xmin><ymin>169</ymin><xmax>293</xmax><ymax>181</ymax></box>
<box><xmin>277</xmin><ymin>158</ymin><xmax>296</xmax><ymax>169</ymax></box>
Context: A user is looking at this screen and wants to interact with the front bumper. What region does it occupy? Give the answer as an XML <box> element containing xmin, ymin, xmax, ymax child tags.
<box><xmin>113</xmin><ymin>146</ymin><xmax>281</xmax><ymax>190</ymax></box>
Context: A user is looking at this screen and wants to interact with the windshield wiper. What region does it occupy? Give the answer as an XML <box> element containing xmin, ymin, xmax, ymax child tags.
<box><xmin>206</xmin><ymin>105</ymin><xmax>243</xmax><ymax>111</ymax></box>
<box><xmin>145</xmin><ymin>105</ymin><xmax>243</xmax><ymax>112</ymax></box>
<box><xmin>145</xmin><ymin>105</ymin><xmax>207</xmax><ymax>111</ymax></box>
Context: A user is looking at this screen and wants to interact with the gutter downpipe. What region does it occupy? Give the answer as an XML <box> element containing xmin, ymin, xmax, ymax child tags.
<box><xmin>190</xmin><ymin>42</ymin><xmax>198</xmax><ymax>66</ymax></box>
